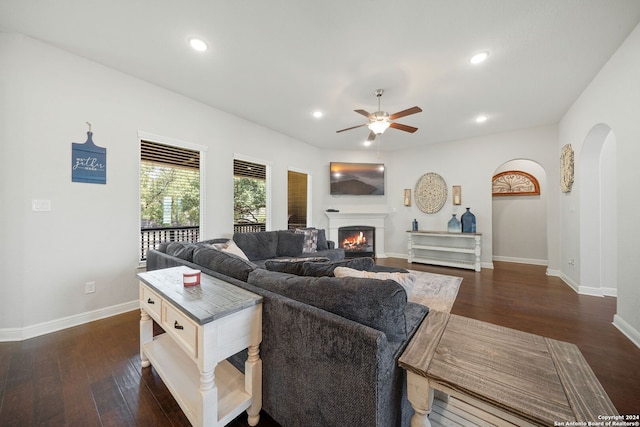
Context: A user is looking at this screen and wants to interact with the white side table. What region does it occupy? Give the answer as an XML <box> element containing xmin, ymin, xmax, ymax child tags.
<box><xmin>138</xmin><ymin>266</ymin><xmax>262</xmax><ymax>427</ymax></box>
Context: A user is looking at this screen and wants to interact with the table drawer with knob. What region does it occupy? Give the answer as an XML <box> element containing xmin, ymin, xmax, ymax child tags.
<box><xmin>140</xmin><ymin>284</ymin><xmax>162</xmax><ymax>320</ymax></box>
<box><xmin>162</xmin><ymin>302</ymin><xmax>198</xmax><ymax>359</ymax></box>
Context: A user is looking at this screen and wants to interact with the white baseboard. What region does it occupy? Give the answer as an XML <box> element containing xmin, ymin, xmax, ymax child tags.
<box><xmin>559</xmin><ymin>272</ymin><xmax>580</xmax><ymax>293</ymax></box>
<box><xmin>492</xmin><ymin>256</ymin><xmax>548</xmax><ymax>266</ymax></box>
<box><xmin>546</xmin><ymin>268</ymin><xmax>561</xmax><ymax>277</ymax></box>
<box><xmin>0</xmin><ymin>300</ymin><xmax>139</xmax><ymax>342</ymax></box>
<box><xmin>613</xmin><ymin>314</ymin><xmax>640</xmax><ymax>349</ymax></box>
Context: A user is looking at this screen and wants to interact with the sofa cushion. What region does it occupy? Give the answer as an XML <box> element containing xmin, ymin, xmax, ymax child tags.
<box><xmin>295</xmin><ymin>228</ymin><xmax>318</xmax><ymax>253</ymax></box>
<box><xmin>248</xmin><ymin>269</ymin><xmax>408</xmax><ymax>342</ymax></box>
<box><xmin>165</xmin><ymin>242</ymin><xmax>197</xmax><ymax>261</ymax></box>
<box><xmin>233</xmin><ymin>231</ymin><xmax>278</xmax><ymax>261</ymax></box>
<box><xmin>334</xmin><ymin>266</ymin><xmax>417</xmax><ymax>294</ymax></box>
<box><xmin>158</xmin><ymin>241</ymin><xmax>171</xmax><ymax>253</ymax></box>
<box><xmin>193</xmin><ymin>246</ymin><xmax>257</xmax><ymax>282</ymax></box>
<box><xmin>276</xmin><ymin>231</ymin><xmax>304</xmax><ymax>257</ymax></box>
<box><xmin>264</xmin><ymin>256</ymin><xmax>331</xmax><ymax>275</ymax></box>
<box><xmin>302</xmin><ymin>257</ymin><xmax>375</xmax><ymax>277</ymax></box>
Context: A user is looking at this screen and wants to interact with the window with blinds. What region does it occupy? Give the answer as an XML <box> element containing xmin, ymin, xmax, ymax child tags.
<box><xmin>140</xmin><ymin>140</ymin><xmax>201</xmax><ymax>261</ymax></box>
<box><xmin>287</xmin><ymin>171</ymin><xmax>308</xmax><ymax>229</ymax></box>
<box><xmin>233</xmin><ymin>158</ymin><xmax>267</xmax><ymax>233</ymax></box>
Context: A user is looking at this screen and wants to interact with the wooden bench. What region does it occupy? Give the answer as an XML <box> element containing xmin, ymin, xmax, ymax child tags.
<box><xmin>398</xmin><ymin>311</ymin><xmax>618</xmax><ymax>427</ymax></box>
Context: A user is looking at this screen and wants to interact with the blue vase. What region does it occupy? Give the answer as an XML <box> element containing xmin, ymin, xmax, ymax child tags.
<box><xmin>412</xmin><ymin>219</ymin><xmax>419</xmax><ymax>231</ymax></box>
<box><xmin>447</xmin><ymin>214</ymin><xmax>461</xmax><ymax>232</ymax></box>
<box><xmin>461</xmin><ymin>208</ymin><xmax>476</xmax><ymax>233</ymax></box>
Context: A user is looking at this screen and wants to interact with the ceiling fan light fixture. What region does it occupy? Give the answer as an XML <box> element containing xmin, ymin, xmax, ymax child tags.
<box><xmin>368</xmin><ymin>119</ymin><xmax>391</xmax><ymax>134</ymax></box>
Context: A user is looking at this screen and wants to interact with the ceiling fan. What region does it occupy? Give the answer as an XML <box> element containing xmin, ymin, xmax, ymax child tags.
<box><xmin>336</xmin><ymin>89</ymin><xmax>422</xmax><ymax>142</ymax></box>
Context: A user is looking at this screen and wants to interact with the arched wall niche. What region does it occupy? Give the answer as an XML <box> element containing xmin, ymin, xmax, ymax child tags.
<box><xmin>492</xmin><ymin>159</ymin><xmax>548</xmax><ymax>265</ymax></box>
<box><xmin>578</xmin><ymin>124</ymin><xmax>617</xmax><ymax>297</ymax></box>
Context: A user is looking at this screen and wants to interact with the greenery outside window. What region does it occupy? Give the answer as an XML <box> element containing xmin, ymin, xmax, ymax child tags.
<box><xmin>234</xmin><ymin>158</ymin><xmax>268</xmax><ymax>233</ymax></box>
<box><xmin>140</xmin><ymin>139</ymin><xmax>201</xmax><ymax>261</ymax></box>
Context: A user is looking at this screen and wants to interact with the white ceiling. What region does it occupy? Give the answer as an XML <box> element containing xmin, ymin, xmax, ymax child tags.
<box><xmin>2</xmin><ymin>0</ymin><xmax>640</xmax><ymax>151</ymax></box>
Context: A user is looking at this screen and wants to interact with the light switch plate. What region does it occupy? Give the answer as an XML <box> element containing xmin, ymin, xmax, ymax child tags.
<box><xmin>32</xmin><ymin>199</ymin><xmax>52</xmax><ymax>212</ymax></box>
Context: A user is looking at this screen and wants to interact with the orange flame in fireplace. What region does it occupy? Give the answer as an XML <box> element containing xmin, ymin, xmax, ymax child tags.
<box><xmin>342</xmin><ymin>231</ymin><xmax>367</xmax><ymax>250</ymax></box>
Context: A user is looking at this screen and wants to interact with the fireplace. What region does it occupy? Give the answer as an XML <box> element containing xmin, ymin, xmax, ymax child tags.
<box><xmin>338</xmin><ymin>226</ymin><xmax>375</xmax><ymax>258</ymax></box>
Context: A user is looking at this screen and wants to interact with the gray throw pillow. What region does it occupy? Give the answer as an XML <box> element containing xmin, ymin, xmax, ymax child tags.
<box><xmin>247</xmin><ymin>269</ymin><xmax>408</xmax><ymax>342</ymax></box>
<box><xmin>316</xmin><ymin>229</ymin><xmax>329</xmax><ymax>251</ymax></box>
<box><xmin>302</xmin><ymin>257</ymin><xmax>375</xmax><ymax>277</ymax></box>
<box><xmin>295</xmin><ymin>228</ymin><xmax>318</xmax><ymax>253</ymax></box>
<box><xmin>193</xmin><ymin>247</ymin><xmax>257</xmax><ymax>282</ymax></box>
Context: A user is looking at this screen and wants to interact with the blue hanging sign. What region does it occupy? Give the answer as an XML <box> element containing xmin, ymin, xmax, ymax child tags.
<box><xmin>72</xmin><ymin>129</ymin><xmax>106</xmax><ymax>184</ymax></box>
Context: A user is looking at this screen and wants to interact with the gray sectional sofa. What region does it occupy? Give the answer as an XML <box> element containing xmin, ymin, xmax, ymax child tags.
<box><xmin>145</xmin><ymin>229</ymin><xmax>429</xmax><ymax>427</ymax></box>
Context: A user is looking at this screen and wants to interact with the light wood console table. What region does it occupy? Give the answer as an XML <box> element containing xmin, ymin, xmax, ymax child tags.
<box><xmin>399</xmin><ymin>311</ymin><xmax>618</xmax><ymax>427</ymax></box>
<box><xmin>138</xmin><ymin>266</ymin><xmax>263</xmax><ymax>427</ymax></box>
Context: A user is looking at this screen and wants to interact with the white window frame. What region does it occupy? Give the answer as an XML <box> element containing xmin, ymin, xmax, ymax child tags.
<box><xmin>138</xmin><ymin>131</ymin><xmax>207</xmax><ymax>265</ymax></box>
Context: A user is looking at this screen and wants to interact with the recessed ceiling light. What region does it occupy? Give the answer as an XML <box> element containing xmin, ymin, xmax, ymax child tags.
<box><xmin>312</xmin><ymin>111</ymin><xmax>323</xmax><ymax>118</ymax></box>
<box><xmin>470</xmin><ymin>51</ymin><xmax>489</xmax><ymax>65</ymax></box>
<box><xmin>363</xmin><ymin>140</ymin><xmax>372</xmax><ymax>147</ymax></box>
<box><xmin>189</xmin><ymin>38</ymin><xmax>208</xmax><ymax>52</ymax></box>
<box><xmin>475</xmin><ymin>115</ymin><xmax>488</xmax><ymax>123</ymax></box>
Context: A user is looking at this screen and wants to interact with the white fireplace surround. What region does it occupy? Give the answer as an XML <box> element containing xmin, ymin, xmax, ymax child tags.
<box><xmin>325</xmin><ymin>211</ymin><xmax>388</xmax><ymax>258</ymax></box>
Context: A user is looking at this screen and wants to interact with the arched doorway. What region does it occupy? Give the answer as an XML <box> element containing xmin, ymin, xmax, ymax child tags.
<box><xmin>492</xmin><ymin>159</ymin><xmax>548</xmax><ymax>265</ymax></box>
<box><xmin>579</xmin><ymin>125</ymin><xmax>617</xmax><ymax>296</ymax></box>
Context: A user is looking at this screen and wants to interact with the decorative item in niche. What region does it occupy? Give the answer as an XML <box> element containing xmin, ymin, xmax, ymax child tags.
<box><xmin>560</xmin><ymin>144</ymin><xmax>574</xmax><ymax>193</ymax></box>
<box><xmin>72</xmin><ymin>122</ymin><xmax>106</xmax><ymax>184</ymax></box>
<box><xmin>414</xmin><ymin>172</ymin><xmax>447</xmax><ymax>214</ymax></box>
<box><xmin>452</xmin><ymin>185</ymin><xmax>462</xmax><ymax>205</ymax></box>
<box><xmin>492</xmin><ymin>170</ymin><xmax>540</xmax><ymax>196</ymax></box>
<box><xmin>404</xmin><ymin>189</ymin><xmax>411</xmax><ymax>206</ymax></box>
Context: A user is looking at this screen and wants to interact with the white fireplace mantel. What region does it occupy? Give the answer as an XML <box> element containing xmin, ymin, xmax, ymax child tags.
<box><xmin>325</xmin><ymin>211</ymin><xmax>388</xmax><ymax>258</ymax></box>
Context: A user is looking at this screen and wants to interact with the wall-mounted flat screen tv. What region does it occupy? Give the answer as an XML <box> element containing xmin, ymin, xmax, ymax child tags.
<box><xmin>330</xmin><ymin>162</ymin><xmax>385</xmax><ymax>195</ymax></box>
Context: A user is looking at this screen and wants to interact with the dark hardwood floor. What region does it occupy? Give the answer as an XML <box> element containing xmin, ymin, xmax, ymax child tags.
<box><xmin>0</xmin><ymin>260</ymin><xmax>637</xmax><ymax>426</ymax></box>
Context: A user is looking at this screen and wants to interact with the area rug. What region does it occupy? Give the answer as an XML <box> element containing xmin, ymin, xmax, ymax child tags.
<box><xmin>407</xmin><ymin>270</ymin><xmax>462</xmax><ymax>313</ymax></box>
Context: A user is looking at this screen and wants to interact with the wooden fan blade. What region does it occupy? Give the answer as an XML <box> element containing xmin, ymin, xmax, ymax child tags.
<box><xmin>336</xmin><ymin>123</ymin><xmax>368</xmax><ymax>133</ymax></box>
<box><xmin>366</xmin><ymin>131</ymin><xmax>377</xmax><ymax>142</ymax></box>
<box><xmin>390</xmin><ymin>122</ymin><xmax>418</xmax><ymax>133</ymax></box>
<box><xmin>389</xmin><ymin>106</ymin><xmax>422</xmax><ymax>120</ymax></box>
<box><xmin>354</xmin><ymin>109</ymin><xmax>371</xmax><ymax>118</ymax></box>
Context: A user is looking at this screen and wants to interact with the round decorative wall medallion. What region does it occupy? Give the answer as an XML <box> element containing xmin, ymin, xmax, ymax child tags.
<box><xmin>414</xmin><ymin>172</ymin><xmax>447</xmax><ymax>214</ymax></box>
<box><xmin>560</xmin><ymin>144</ymin><xmax>574</xmax><ymax>193</ymax></box>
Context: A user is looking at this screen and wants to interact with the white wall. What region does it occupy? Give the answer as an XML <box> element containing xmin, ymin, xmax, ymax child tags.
<box><xmin>559</xmin><ymin>22</ymin><xmax>640</xmax><ymax>346</ymax></box>
<box><xmin>0</xmin><ymin>33</ymin><xmax>326</xmax><ymax>337</ymax></box>
<box><xmin>492</xmin><ymin>160</ymin><xmax>548</xmax><ymax>265</ymax></box>
<box><xmin>322</xmin><ymin>125</ymin><xmax>560</xmax><ymax>270</ymax></box>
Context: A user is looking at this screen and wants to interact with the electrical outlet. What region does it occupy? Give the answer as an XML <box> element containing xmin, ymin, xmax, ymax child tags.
<box><xmin>85</xmin><ymin>281</ymin><xmax>96</xmax><ymax>294</ymax></box>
